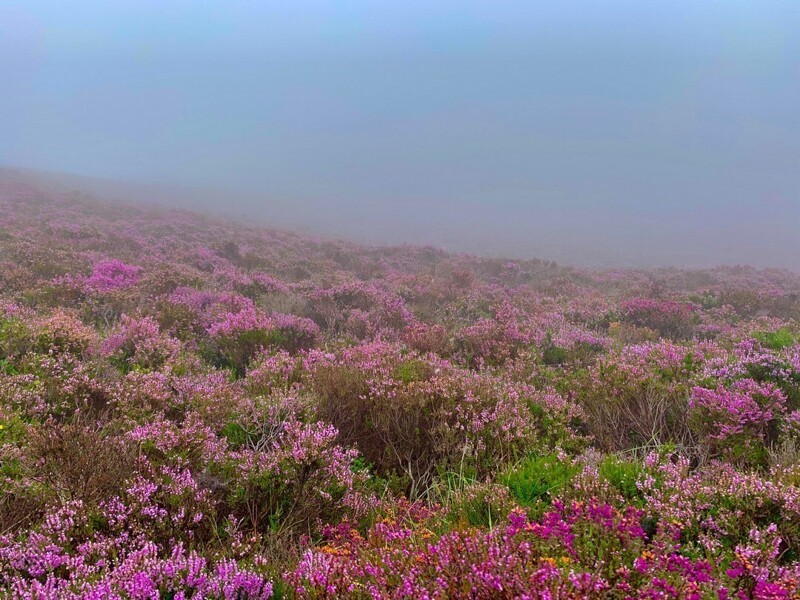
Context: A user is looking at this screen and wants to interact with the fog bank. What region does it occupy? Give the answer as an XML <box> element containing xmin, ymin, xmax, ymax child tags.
<box><xmin>1</xmin><ymin>2</ymin><xmax>798</xmax><ymax>268</ymax></box>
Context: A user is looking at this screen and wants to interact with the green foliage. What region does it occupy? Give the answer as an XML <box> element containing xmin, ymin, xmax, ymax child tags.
<box><xmin>0</xmin><ymin>414</ymin><xmax>25</xmax><ymax>446</ymax></box>
<box><xmin>502</xmin><ymin>453</ymin><xmax>579</xmax><ymax>513</ymax></box>
<box><xmin>0</xmin><ymin>317</ymin><xmax>35</xmax><ymax>367</ymax></box>
<box><xmin>744</xmin><ymin>361</ymin><xmax>800</xmax><ymax>410</ymax></box>
<box><xmin>688</xmin><ymin>291</ymin><xmax>721</xmax><ymax>310</ymax></box>
<box><xmin>754</xmin><ymin>327</ymin><xmax>797</xmax><ymax>351</ymax></box>
<box><xmin>541</xmin><ymin>340</ymin><xmax>605</xmax><ymax>367</ymax></box>
<box><xmin>0</xmin><ymin>414</ymin><xmax>26</xmax><ymax>483</ymax></box>
<box><xmin>542</xmin><ymin>345</ymin><xmax>568</xmax><ymax>366</ymax></box>
<box><xmin>220</xmin><ymin>422</ymin><xmax>249</xmax><ymax>448</ymax></box>
<box><xmin>598</xmin><ymin>456</ymin><xmax>643</xmax><ymax>503</ymax></box>
<box><xmin>0</xmin><ymin>358</ymin><xmax>17</xmax><ymax>375</ymax></box>
<box><xmin>445</xmin><ymin>482</ymin><xmax>514</xmax><ymax>529</ymax></box>
<box><xmin>203</xmin><ymin>329</ymin><xmax>286</xmax><ymax>378</ymax></box>
<box><xmin>394</xmin><ymin>359</ymin><xmax>433</xmax><ymax>384</ymax></box>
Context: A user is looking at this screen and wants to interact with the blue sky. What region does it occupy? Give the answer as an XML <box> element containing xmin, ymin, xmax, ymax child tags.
<box><xmin>1</xmin><ymin>1</ymin><xmax>798</xmax><ymax>266</ymax></box>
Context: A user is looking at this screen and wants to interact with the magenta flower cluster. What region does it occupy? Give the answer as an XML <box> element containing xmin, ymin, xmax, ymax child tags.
<box><xmin>84</xmin><ymin>259</ymin><xmax>143</xmax><ymax>293</ymax></box>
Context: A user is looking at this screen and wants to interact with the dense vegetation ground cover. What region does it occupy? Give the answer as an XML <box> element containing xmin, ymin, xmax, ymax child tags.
<box><xmin>1</xmin><ymin>182</ymin><xmax>800</xmax><ymax>598</ymax></box>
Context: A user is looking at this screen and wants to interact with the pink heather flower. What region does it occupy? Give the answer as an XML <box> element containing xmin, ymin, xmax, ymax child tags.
<box><xmin>690</xmin><ymin>379</ymin><xmax>786</xmax><ymax>443</ymax></box>
<box><xmin>84</xmin><ymin>259</ymin><xmax>142</xmax><ymax>292</ymax></box>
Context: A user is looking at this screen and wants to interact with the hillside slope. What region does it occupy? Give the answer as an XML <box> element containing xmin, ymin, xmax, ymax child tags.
<box><xmin>1</xmin><ymin>177</ymin><xmax>799</xmax><ymax>596</ymax></box>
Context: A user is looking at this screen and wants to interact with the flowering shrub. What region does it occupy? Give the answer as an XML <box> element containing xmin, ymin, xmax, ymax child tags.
<box><xmin>228</xmin><ymin>419</ymin><xmax>371</xmax><ymax>535</ymax></box>
<box><xmin>200</xmin><ymin>302</ymin><xmax>320</xmax><ymax>376</ymax></box>
<box><xmin>690</xmin><ymin>379</ymin><xmax>787</xmax><ymax>466</ymax></box>
<box><xmin>101</xmin><ymin>314</ymin><xmax>180</xmax><ymax>372</ymax></box>
<box><xmin>284</xmin><ymin>500</ymin><xmax>800</xmax><ymax>598</ymax></box>
<box><xmin>620</xmin><ymin>297</ymin><xmax>697</xmax><ymax>339</ymax></box>
<box><xmin>0</xmin><ymin>522</ymin><xmax>274</xmax><ymax>599</ymax></box>
<box><xmin>84</xmin><ymin>259</ymin><xmax>143</xmax><ymax>293</ymax></box>
<box><xmin>310</xmin><ymin>343</ymin><xmax>546</xmax><ymax>495</ymax></box>
<box><xmin>455</xmin><ymin>301</ymin><xmax>530</xmax><ymax>367</ymax></box>
<box><xmin>574</xmin><ymin>341</ymin><xmax>706</xmax><ymax>452</ymax></box>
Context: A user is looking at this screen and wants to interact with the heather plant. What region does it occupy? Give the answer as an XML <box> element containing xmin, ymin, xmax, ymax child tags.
<box><xmin>0</xmin><ymin>503</ymin><xmax>274</xmax><ymax>599</ymax></box>
<box><xmin>202</xmin><ymin>307</ymin><xmax>280</xmax><ymax>376</ymax></box>
<box><xmin>226</xmin><ymin>419</ymin><xmax>371</xmax><ymax>536</ymax></box>
<box><xmin>111</xmin><ymin>370</ymin><xmax>181</xmax><ymax>422</ymax></box>
<box><xmin>311</xmin><ymin>343</ymin><xmax>544</xmax><ymax>497</ymax></box>
<box><xmin>268</xmin><ymin>313</ymin><xmax>321</xmax><ymax>354</ymax></box>
<box><xmin>401</xmin><ymin>321</ymin><xmax>450</xmax><ymax>356</ymax></box>
<box><xmin>454</xmin><ymin>301</ymin><xmax>530</xmax><ymax>367</ymax></box>
<box><xmin>243</xmin><ymin>350</ymin><xmax>306</xmax><ymax>397</ymax></box>
<box><xmin>34</xmin><ymin>309</ymin><xmax>98</xmax><ymax>356</ymax></box>
<box><xmin>637</xmin><ymin>453</ymin><xmax>800</xmax><ymax>566</ymax></box>
<box><xmin>101</xmin><ymin>314</ymin><xmax>180</xmax><ymax>372</ymax></box>
<box><xmin>21</xmin><ymin>419</ymin><xmax>136</xmax><ymax>508</ymax></box>
<box><xmin>736</xmin><ymin>338</ymin><xmax>800</xmax><ymax>409</ymax></box>
<box><xmin>619</xmin><ymin>297</ymin><xmax>698</xmax><ymax>339</ymax></box>
<box><xmin>83</xmin><ymin>259</ymin><xmax>143</xmax><ymax>293</ymax></box>
<box><xmin>575</xmin><ymin>341</ymin><xmax>706</xmax><ymax>453</ymax></box>
<box><xmin>14</xmin><ymin>351</ymin><xmax>114</xmax><ymax>420</ymax></box>
<box><xmin>284</xmin><ymin>499</ymin><xmax>798</xmax><ymax>598</ymax></box>
<box><xmin>202</xmin><ymin>306</ymin><xmax>320</xmax><ymax>376</ymax></box>
<box><xmin>690</xmin><ymin>379</ymin><xmax>788</xmax><ymax>467</ymax></box>
<box><xmin>0</xmin><ymin>315</ymin><xmax>36</xmax><ymax>368</ymax></box>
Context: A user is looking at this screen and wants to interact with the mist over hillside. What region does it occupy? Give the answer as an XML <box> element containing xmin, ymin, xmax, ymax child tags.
<box><xmin>2</xmin><ymin>166</ymin><xmax>798</xmax><ymax>271</ymax></box>
<box><xmin>3</xmin><ymin>2</ymin><xmax>798</xmax><ymax>271</ymax></box>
